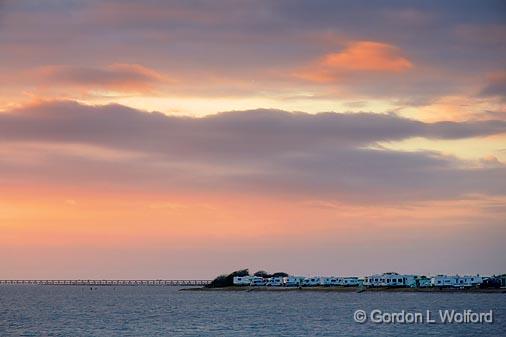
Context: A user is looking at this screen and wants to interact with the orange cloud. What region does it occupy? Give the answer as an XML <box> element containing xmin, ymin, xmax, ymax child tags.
<box><xmin>297</xmin><ymin>41</ymin><xmax>413</xmax><ymax>82</ymax></box>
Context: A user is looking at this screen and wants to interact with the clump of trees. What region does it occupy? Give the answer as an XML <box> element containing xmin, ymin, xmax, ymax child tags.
<box><xmin>207</xmin><ymin>269</ymin><xmax>289</xmax><ymax>288</ymax></box>
<box><xmin>206</xmin><ymin>269</ymin><xmax>249</xmax><ymax>288</ymax></box>
<box><xmin>254</xmin><ymin>270</ymin><xmax>288</xmax><ymax>278</ymax></box>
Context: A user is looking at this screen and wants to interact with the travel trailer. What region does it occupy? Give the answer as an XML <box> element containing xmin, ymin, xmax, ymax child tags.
<box><xmin>403</xmin><ymin>275</ymin><xmax>417</xmax><ymax>288</ymax></box>
<box><xmin>315</xmin><ymin>276</ymin><xmax>361</xmax><ymax>287</ymax></box>
<box><xmin>340</xmin><ymin>277</ymin><xmax>360</xmax><ymax>286</ymax></box>
<box><xmin>416</xmin><ymin>276</ymin><xmax>432</xmax><ymax>287</ymax></box>
<box><xmin>250</xmin><ymin>276</ymin><xmax>267</xmax><ymax>286</ymax></box>
<box><xmin>458</xmin><ymin>275</ymin><xmax>483</xmax><ymax>287</ymax></box>
<box><xmin>266</xmin><ymin>277</ymin><xmax>283</xmax><ymax>286</ymax></box>
<box><xmin>232</xmin><ymin>276</ymin><xmax>253</xmax><ymax>286</ymax></box>
<box><xmin>431</xmin><ymin>275</ymin><xmax>483</xmax><ymax>288</ymax></box>
<box><xmin>321</xmin><ymin>277</ymin><xmax>340</xmax><ymax>286</ymax></box>
<box><xmin>283</xmin><ymin>276</ymin><xmax>305</xmax><ymax>287</ymax></box>
<box><xmin>432</xmin><ymin>275</ymin><xmax>458</xmax><ymax>287</ymax></box>
<box><xmin>302</xmin><ymin>277</ymin><xmax>321</xmax><ymax>286</ymax></box>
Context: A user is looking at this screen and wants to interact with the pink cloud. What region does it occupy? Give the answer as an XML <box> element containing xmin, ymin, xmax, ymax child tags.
<box><xmin>296</xmin><ymin>41</ymin><xmax>413</xmax><ymax>82</ymax></box>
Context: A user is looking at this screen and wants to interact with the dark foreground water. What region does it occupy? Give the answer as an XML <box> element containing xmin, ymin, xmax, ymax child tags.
<box><xmin>0</xmin><ymin>286</ymin><xmax>504</xmax><ymax>336</ymax></box>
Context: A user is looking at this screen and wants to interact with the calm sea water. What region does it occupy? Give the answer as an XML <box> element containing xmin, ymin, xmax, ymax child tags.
<box><xmin>0</xmin><ymin>286</ymin><xmax>504</xmax><ymax>336</ymax></box>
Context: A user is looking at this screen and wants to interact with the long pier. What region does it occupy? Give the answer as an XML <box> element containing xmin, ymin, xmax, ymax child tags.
<box><xmin>0</xmin><ymin>280</ymin><xmax>211</xmax><ymax>286</ymax></box>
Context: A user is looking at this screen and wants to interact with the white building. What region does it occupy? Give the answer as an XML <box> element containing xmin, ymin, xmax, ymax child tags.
<box><xmin>232</xmin><ymin>276</ymin><xmax>253</xmax><ymax>286</ymax></box>
<box><xmin>364</xmin><ymin>273</ymin><xmax>416</xmax><ymax>287</ymax></box>
<box><xmin>380</xmin><ymin>273</ymin><xmax>406</xmax><ymax>286</ymax></box>
<box><xmin>364</xmin><ymin>274</ymin><xmax>384</xmax><ymax>287</ymax></box>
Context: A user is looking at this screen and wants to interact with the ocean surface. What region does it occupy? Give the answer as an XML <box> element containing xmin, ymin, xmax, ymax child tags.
<box><xmin>0</xmin><ymin>286</ymin><xmax>504</xmax><ymax>336</ymax></box>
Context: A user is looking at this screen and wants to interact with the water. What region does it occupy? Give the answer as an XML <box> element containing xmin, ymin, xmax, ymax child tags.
<box><xmin>0</xmin><ymin>286</ymin><xmax>504</xmax><ymax>336</ymax></box>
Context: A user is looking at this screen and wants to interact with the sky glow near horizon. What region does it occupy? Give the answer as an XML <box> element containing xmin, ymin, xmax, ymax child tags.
<box><xmin>0</xmin><ymin>0</ymin><xmax>505</xmax><ymax>279</ymax></box>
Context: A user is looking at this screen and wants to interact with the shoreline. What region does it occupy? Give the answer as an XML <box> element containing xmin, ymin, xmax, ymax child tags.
<box><xmin>181</xmin><ymin>286</ymin><xmax>506</xmax><ymax>293</ymax></box>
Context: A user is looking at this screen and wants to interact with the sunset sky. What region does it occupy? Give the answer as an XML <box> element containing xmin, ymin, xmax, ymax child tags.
<box><xmin>1</xmin><ymin>0</ymin><xmax>505</xmax><ymax>279</ymax></box>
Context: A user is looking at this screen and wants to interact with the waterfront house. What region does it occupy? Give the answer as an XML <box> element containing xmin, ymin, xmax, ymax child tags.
<box><xmin>363</xmin><ymin>274</ymin><xmax>383</xmax><ymax>287</ymax></box>
<box><xmin>233</xmin><ymin>276</ymin><xmax>253</xmax><ymax>286</ymax></box>
<box><xmin>364</xmin><ymin>273</ymin><xmax>402</xmax><ymax>286</ymax></box>
<box><xmin>380</xmin><ymin>272</ymin><xmax>406</xmax><ymax>286</ymax></box>
<box><xmin>364</xmin><ymin>273</ymin><xmax>416</xmax><ymax>287</ymax></box>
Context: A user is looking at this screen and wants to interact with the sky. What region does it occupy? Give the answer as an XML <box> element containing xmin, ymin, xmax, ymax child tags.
<box><xmin>0</xmin><ymin>0</ymin><xmax>505</xmax><ymax>279</ymax></box>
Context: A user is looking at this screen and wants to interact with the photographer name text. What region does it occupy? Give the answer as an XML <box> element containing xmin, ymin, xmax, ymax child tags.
<box><xmin>353</xmin><ymin>309</ymin><xmax>494</xmax><ymax>324</ymax></box>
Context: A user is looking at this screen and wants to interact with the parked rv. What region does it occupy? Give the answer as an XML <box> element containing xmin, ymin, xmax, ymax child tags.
<box><xmin>232</xmin><ymin>276</ymin><xmax>253</xmax><ymax>286</ymax></box>
<box><xmin>416</xmin><ymin>276</ymin><xmax>431</xmax><ymax>288</ymax></box>
<box><xmin>341</xmin><ymin>277</ymin><xmax>360</xmax><ymax>286</ymax></box>
<box><xmin>250</xmin><ymin>276</ymin><xmax>267</xmax><ymax>286</ymax></box>
<box><xmin>266</xmin><ymin>277</ymin><xmax>283</xmax><ymax>286</ymax></box>
<box><xmin>480</xmin><ymin>276</ymin><xmax>501</xmax><ymax>288</ymax></box>
<box><xmin>431</xmin><ymin>275</ymin><xmax>483</xmax><ymax>288</ymax></box>
<box><xmin>403</xmin><ymin>275</ymin><xmax>417</xmax><ymax>288</ymax></box>
<box><xmin>321</xmin><ymin>277</ymin><xmax>340</xmax><ymax>286</ymax></box>
<box><xmin>283</xmin><ymin>276</ymin><xmax>305</xmax><ymax>287</ymax></box>
<box><xmin>302</xmin><ymin>277</ymin><xmax>321</xmax><ymax>287</ymax></box>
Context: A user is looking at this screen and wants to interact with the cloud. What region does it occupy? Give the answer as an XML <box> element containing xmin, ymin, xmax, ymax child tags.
<box><xmin>1</xmin><ymin>1</ymin><xmax>504</xmax><ymax>109</ymax></box>
<box><xmin>1</xmin><ymin>100</ymin><xmax>505</xmax><ymax>156</ymax></box>
<box><xmin>296</xmin><ymin>41</ymin><xmax>413</xmax><ymax>82</ymax></box>
<box><xmin>479</xmin><ymin>155</ymin><xmax>505</xmax><ymax>169</ymax></box>
<box><xmin>0</xmin><ymin>101</ymin><xmax>505</xmax><ymax>203</ymax></box>
<box><xmin>480</xmin><ymin>72</ymin><xmax>506</xmax><ymax>99</ymax></box>
<box><xmin>33</xmin><ymin>64</ymin><xmax>166</xmax><ymax>93</ymax></box>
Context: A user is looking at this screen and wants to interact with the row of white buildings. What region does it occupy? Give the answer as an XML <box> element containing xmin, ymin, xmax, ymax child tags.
<box><xmin>233</xmin><ymin>272</ymin><xmax>486</xmax><ymax>288</ymax></box>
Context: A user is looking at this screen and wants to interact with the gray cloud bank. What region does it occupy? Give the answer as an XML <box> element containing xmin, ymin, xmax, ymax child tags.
<box><xmin>1</xmin><ymin>101</ymin><xmax>505</xmax><ymax>202</ymax></box>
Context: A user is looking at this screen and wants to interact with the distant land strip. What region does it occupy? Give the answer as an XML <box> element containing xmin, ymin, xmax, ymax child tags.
<box><xmin>0</xmin><ymin>280</ymin><xmax>211</xmax><ymax>286</ymax></box>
